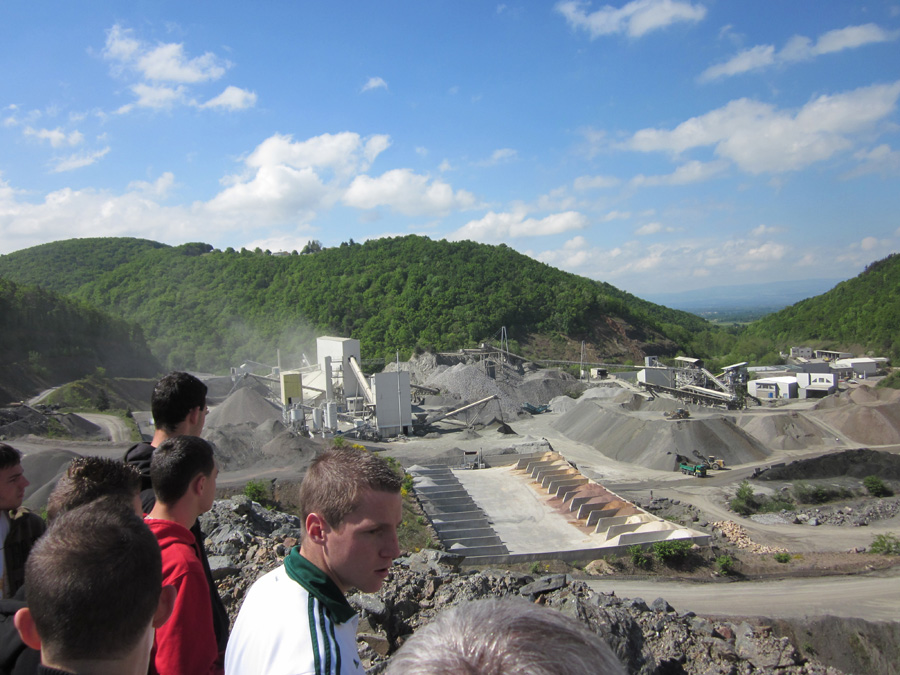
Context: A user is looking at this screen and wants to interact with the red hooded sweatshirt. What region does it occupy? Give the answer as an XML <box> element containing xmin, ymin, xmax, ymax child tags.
<box><xmin>146</xmin><ymin>518</ymin><xmax>224</xmax><ymax>675</ymax></box>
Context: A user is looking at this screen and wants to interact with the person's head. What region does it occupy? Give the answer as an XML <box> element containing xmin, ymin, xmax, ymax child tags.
<box><xmin>0</xmin><ymin>443</ymin><xmax>29</xmax><ymax>511</ymax></box>
<box><xmin>47</xmin><ymin>456</ymin><xmax>143</xmax><ymax>523</ymax></box>
<box><xmin>150</xmin><ymin>435</ymin><xmax>217</xmax><ymax>511</ymax></box>
<box><xmin>385</xmin><ymin>598</ymin><xmax>627</xmax><ymax>675</ymax></box>
<box><xmin>14</xmin><ymin>499</ymin><xmax>176</xmax><ymax>669</ymax></box>
<box><xmin>151</xmin><ymin>371</ymin><xmax>208</xmax><ymax>435</ymax></box>
<box><xmin>300</xmin><ymin>447</ymin><xmax>403</xmax><ymax>594</ymax></box>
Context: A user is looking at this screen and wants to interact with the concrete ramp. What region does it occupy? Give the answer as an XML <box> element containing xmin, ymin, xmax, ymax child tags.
<box><xmin>412</xmin><ymin>451</ymin><xmax>708</xmax><ymax>565</ymax></box>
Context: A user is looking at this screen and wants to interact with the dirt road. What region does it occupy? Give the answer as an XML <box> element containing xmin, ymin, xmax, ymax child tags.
<box><xmin>586</xmin><ymin>566</ymin><xmax>900</xmax><ymax>621</ymax></box>
<box><xmin>79</xmin><ymin>413</ymin><xmax>133</xmax><ymax>443</ymax></box>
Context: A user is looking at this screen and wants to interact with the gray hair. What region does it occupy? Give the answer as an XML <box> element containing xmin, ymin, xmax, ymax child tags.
<box><xmin>385</xmin><ymin>597</ymin><xmax>626</xmax><ymax>675</ymax></box>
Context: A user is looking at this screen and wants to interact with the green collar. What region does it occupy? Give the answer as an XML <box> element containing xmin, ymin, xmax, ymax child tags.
<box><xmin>283</xmin><ymin>547</ymin><xmax>356</xmax><ymax>624</ymax></box>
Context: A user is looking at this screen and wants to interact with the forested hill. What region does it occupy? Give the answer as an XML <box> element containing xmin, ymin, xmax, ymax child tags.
<box><xmin>0</xmin><ymin>237</ymin><xmax>168</xmax><ymax>295</ymax></box>
<box><xmin>0</xmin><ymin>278</ymin><xmax>161</xmax><ymax>403</ymax></box>
<box><xmin>0</xmin><ymin>236</ymin><xmax>711</xmax><ymax>373</ymax></box>
<box><xmin>742</xmin><ymin>253</ymin><xmax>900</xmax><ymax>359</ymax></box>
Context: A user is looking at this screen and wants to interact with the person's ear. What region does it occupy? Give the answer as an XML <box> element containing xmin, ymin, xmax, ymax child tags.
<box><xmin>305</xmin><ymin>512</ymin><xmax>329</xmax><ymax>544</ymax></box>
<box><xmin>192</xmin><ymin>473</ymin><xmax>207</xmax><ymax>498</ymax></box>
<box><xmin>13</xmin><ymin>607</ymin><xmax>42</xmax><ymax>651</ymax></box>
<box><xmin>187</xmin><ymin>406</ymin><xmax>202</xmax><ymax>428</ymax></box>
<box><xmin>153</xmin><ymin>585</ymin><xmax>177</xmax><ymax>629</ymax></box>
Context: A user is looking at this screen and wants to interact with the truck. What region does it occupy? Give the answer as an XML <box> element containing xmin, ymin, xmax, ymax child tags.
<box><xmin>679</xmin><ymin>461</ymin><xmax>707</xmax><ymax>477</ymax></box>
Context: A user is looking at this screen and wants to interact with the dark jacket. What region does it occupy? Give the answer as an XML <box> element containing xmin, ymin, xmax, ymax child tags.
<box><xmin>123</xmin><ymin>443</ymin><xmax>229</xmax><ymax>653</ymax></box>
<box><xmin>4</xmin><ymin>510</ymin><xmax>45</xmax><ymax>600</ymax></box>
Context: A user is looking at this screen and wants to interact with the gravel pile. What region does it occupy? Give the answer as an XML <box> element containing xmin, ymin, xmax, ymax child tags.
<box><xmin>762</xmin><ymin>498</ymin><xmax>900</xmax><ymax>528</ymax></box>
<box><xmin>809</xmin><ymin>386</ymin><xmax>900</xmax><ymax>446</ymax></box>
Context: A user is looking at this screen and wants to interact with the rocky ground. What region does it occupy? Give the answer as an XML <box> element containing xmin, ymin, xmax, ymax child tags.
<box><xmin>199</xmin><ymin>494</ymin><xmax>899</xmax><ymax>674</ymax></box>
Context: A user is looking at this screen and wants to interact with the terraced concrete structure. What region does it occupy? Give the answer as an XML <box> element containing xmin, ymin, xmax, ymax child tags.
<box><xmin>411</xmin><ymin>451</ymin><xmax>709</xmax><ymax>564</ymax></box>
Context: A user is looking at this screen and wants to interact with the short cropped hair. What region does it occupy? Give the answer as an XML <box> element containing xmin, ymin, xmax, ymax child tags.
<box><xmin>151</xmin><ymin>372</ymin><xmax>207</xmax><ymax>433</ymax></box>
<box><xmin>385</xmin><ymin>598</ymin><xmax>627</xmax><ymax>675</ymax></box>
<box><xmin>0</xmin><ymin>443</ymin><xmax>22</xmax><ymax>470</ymax></box>
<box><xmin>25</xmin><ymin>498</ymin><xmax>163</xmax><ymax>662</ymax></box>
<box><xmin>150</xmin><ymin>436</ymin><xmax>215</xmax><ymax>505</ymax></box>
<box><xmin>300</xmin><ymin>447</ymin><xmax>402</xmax><ymax>527</ymax></box>
<box><xmin>46</xmin><ymin>457</ymin><xmax>142</xmax><ymax>522</ymax></box>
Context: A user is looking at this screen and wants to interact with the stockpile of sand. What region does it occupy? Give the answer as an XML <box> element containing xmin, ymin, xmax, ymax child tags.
<box><xmin>738</xmin><ymin>412</ymin><xmax>830</xmax><ymax>450</ymax></box>
<box><xmin>552</xmin><ymin>398</ymin><xmax>771</xmax><ymax>470</ymax></box>
<box><xmin>810</xmin><ymin>386</ymin><xmax>900</xmax><ymax>446</ymax></box>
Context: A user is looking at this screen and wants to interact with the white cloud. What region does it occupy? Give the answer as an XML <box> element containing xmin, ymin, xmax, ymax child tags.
<box><xmin>573</xmin><ymin>174</ymin><xmax>620</xmax><ymax>190</ymax></box>
<box><xmin>201</xmin><ymin>86</ymin><xmax>257</xmax><ymax>110</ymax></box>
<box><xmin>630</xmin><ymin>159</ymin><xmax>728</xmax><ymax>186</ymax></box>
<box><xmin>750</xmin><ymin>224</ymin><xmax>781</xmax><ymax>236</ymax></box>
<box><xmin>51</xmin><ymin>147</ymin><xmax>111</xmax><ymax>173</ymax></box>
<box><xmin>477</xmin><ymin>148</ymin><xmax>518</xmax><ymax>166</ymax></box>
<box><xmin>449</xmin><ymin>209</ymin><xmax>587</xmax><ymax>242</ymax></box>
<box><xmin>137</xmin><ymin>42</ymin><xmax>229</xmax><ymax>83</ymax></box>
<box><xmin>636</xmin><ymin>222</ymin><xmax>662</xmax><ymax>235</ymax></box>
<box><xmin>343</xmin><ymin>169</ymin><xmax>476</xmax><ymax>216</ymax></box>
<box><xmin>702</xmin><ymin>24</ymin><xmax>899</xmax><ymax>81</ymax></box>
<box><xmin>556</xmin><ymin>0</ymin><xmax>706</xmax><ymax>39</ymax></box>
<box><xmin>24</xmin><ymin>127</ymin><xmax>84</xmax><ymax>148</ymax></box>
<box><xmin>699</xmin><ymin>44</ymin><xmax>775</xmax><ymax>82</ymax></box>
<box><xmin>844</xmin><ymin>144</ymin><xmax>900</xmax><ymax>178</ymax></box>
<box><xmin>243</xmin><ymin>132</ymin><xmax>389</xmax><ymax>178</ymax></box>
<box><xmin>101</xmin><ymin>23</ymin><xmax>248</xmax><ymax>114</ymax></box>
<box><xmin>127</xmin><ymin>172</ymin><xmax>176</xmax><ymax>198</ymax></box>
<box><xmin>626</xmin><ymin>81</ymin><xmax>900</xmax><ymax>174</ymax></box>
<box><xmin>118</xmin><ymin>83</ymin><xmax>187</xmax><ymax>112</ymax></box>
<box><xmin>859</xmin><ymin>236</ymin><xmax>880</xmax><ymax>251</ymax></box>
<box><xmin>362</xmin><ymin>77</ymin><xmax>388</xmax><ymax>92</ymax></box>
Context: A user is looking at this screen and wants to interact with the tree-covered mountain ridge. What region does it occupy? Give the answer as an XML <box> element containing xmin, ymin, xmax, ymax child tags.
<box><xmin>0</xmin><ymin>236</ymin><xmax>711</xmax><ymax>373</ymax></box>
<box><xmin>0</xmin><ymin>277</ymin><xmax>161</xmax><ymax>403</ymax></box>
<box><xmin>741</xmin><ymin>253</ymin><xmax>900</xmax><ymax>360</ymax></box>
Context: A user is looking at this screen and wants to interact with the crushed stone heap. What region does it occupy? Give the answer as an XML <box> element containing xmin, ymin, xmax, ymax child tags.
<box><xmin>201</xmin><ymin>496</ymin><xmax>844</xmax><ymax>675</ymax></box>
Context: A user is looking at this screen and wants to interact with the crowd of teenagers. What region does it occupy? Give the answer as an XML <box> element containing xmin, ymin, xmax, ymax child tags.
<box><xmin>0</xmin><ymin>372</ymin><xmax>625</xmax><ymax>675</ymax></box>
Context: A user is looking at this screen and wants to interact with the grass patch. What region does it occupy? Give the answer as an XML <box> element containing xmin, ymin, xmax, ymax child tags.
<box><xmin>869</xmin><ymin>533</ymin><xmax>900</xmax><ymax>556</ymax></box>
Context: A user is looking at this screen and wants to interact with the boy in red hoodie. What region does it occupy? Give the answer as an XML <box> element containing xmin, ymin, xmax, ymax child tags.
<box><xmin>146</xmin><ymin>435</ymin><xmax>222</xmax><ymax>675</ymax></box>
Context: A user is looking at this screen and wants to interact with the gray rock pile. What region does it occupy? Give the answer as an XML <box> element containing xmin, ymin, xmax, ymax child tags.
<box><xmin>772</xmin><ymin>497</ymin><xmax>900</xmax><ymax>528</ymax></box>
<box><xmin>203</xmin><ymin>497</ymin><xmax>844</xmax><ymax>674</ymax></box>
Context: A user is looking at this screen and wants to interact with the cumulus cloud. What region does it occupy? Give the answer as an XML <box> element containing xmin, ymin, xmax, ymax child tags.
<box><xmin>361</xmin><ymin>77</ymin><xmax>388</xmax><ymax>92</ymax></box>
<box><xmin>635</xmin><ymin>222</ymin><xmax>662</xmax><ymax>235</ymax></box>
<box><xmin>449</xmin><ymin>209</ymin><xmax>587</xmax><ymax>242</ymax></box>
<box><xmin>626</xmin><ymin>81</ymin><xmax>900</xmax><ymax>174</ymax></box>
<box><xmin>701</xmin><ymin>24</ymin><xmax>898</xmax><ymax>82</ymax></box>
<box><xmin>556</xmin><ymin>0</ymin><xmax>706</xmax><ymax>39</ymax></box>
<box><xmin>343</xmin><ymin>169</ymin><xmax>476</xmax><ymax>216</ymax></box>
<box><xmin>201</xmin><ymin>86</ymin><xmax>258</xmax><ymax>110</ymax></box>
<box><xmin>101</xmin><ymin>23</ymin><xmax>251</xmax><ymax>113</ymax></box>
<box><xmin>750</xmin><ymin>224</ymin><xmax>782</xmax><ymax>236</ymax></box>
<box><xmin>24</xmin><ymin>127</ymin><xmax>84</xmax><ymax>148</ymax></box>
<box><xmin>844</xmin><ymin>144</ymin><xmax>900</xmax><ymax>178</ymax></box>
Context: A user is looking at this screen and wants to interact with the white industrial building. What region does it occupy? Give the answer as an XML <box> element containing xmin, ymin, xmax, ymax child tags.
<box><xmin>279</xmin><ymin>336</ymin><xmax>412</xmax><ymax>438</ymax></box>
<box><xmin>748</xmin><ymin>377</ymin><xmax>798</xmax><ymax>400</ymax></box>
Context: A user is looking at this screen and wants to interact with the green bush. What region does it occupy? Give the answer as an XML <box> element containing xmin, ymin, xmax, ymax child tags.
<box><xmin>773</xmin><ymin>552</ymin><xmax>792</xmax><ymax>564</ymax></box>
<box><xmin>243</xmin><ymin>479</ymin><xmax>269</xmax><ymax>503</ymax></box>
<box><xmin>793</xmin><ymin>481</ymin><xmax>852</xmax><ymax>505</ymax></box>
<box><xmin>869</xmin><ymin>533</ymin><xmax>900</xmax><ymax>556</ymax></box>
<box><xmin>652</xmin><ymin>539</ymin><xmax>692</xmax><ymax>564</ymax></box>
<box><xmin>715</xmin><ymin>555</ymin><xmax>735</xmax><ymax>574</ymax></box>
<box><xmin>628</xmin><ymin>545</ymin><xmax>653</xmax><ymax>570</ymax></box>
<box><xmin>730</xmin><ymin>480</ymin><xmax>760</xmax><ymax>516</ymax></box>
<box><xmin>863</xmin><ymin>475</ymin><xmax>893</xmax><ymax>498</ymax></box>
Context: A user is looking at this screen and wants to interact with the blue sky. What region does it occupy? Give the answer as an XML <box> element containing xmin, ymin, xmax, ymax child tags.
<box><xmin>2</xmin><ymin>1</ymin><xmax>899</xmax><ymax>296</ymax></box>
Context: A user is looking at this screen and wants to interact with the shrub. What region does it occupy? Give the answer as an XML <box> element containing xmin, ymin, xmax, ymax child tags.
<box><xmin>869</xmin><ymin>533</ymin><xmax>900</xmax><ymax>556</ymax></box>
<box><xmin>773</xmin><ymin>552</ymin><xmax>792</xmax><ymax>564</ymax></box>
<box><xmin>243</xmin><ymin>479</ymin><xmax>269</xmax><ymax>503</ymax></box>
<box><xmin>730</xmin><ymin>480</ymin><xmax>760</xmax><ymax>516</ymax></box>
<box><xmin>628</xmin><ymin>545</ymin><xmax>653</xmax><ymax>570</ymax></box>
<box><xmin>863</xmin><ymin>475</ymin><xmax>893</xmax><ymax>498</ymax></box>
<box><xmin>715</xmin><ymin>555</ymin><xmax>735</xmax><ymax>575</ymax></box>
<box><xmin>793</xmin><ymin>481</ymin><xmax>852</xmax><ymax>505</ymax></box>
<box><xmin>652</xmin><ymin>539</ymin><xmax>692</xmax><ymax>564</ymax></box>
